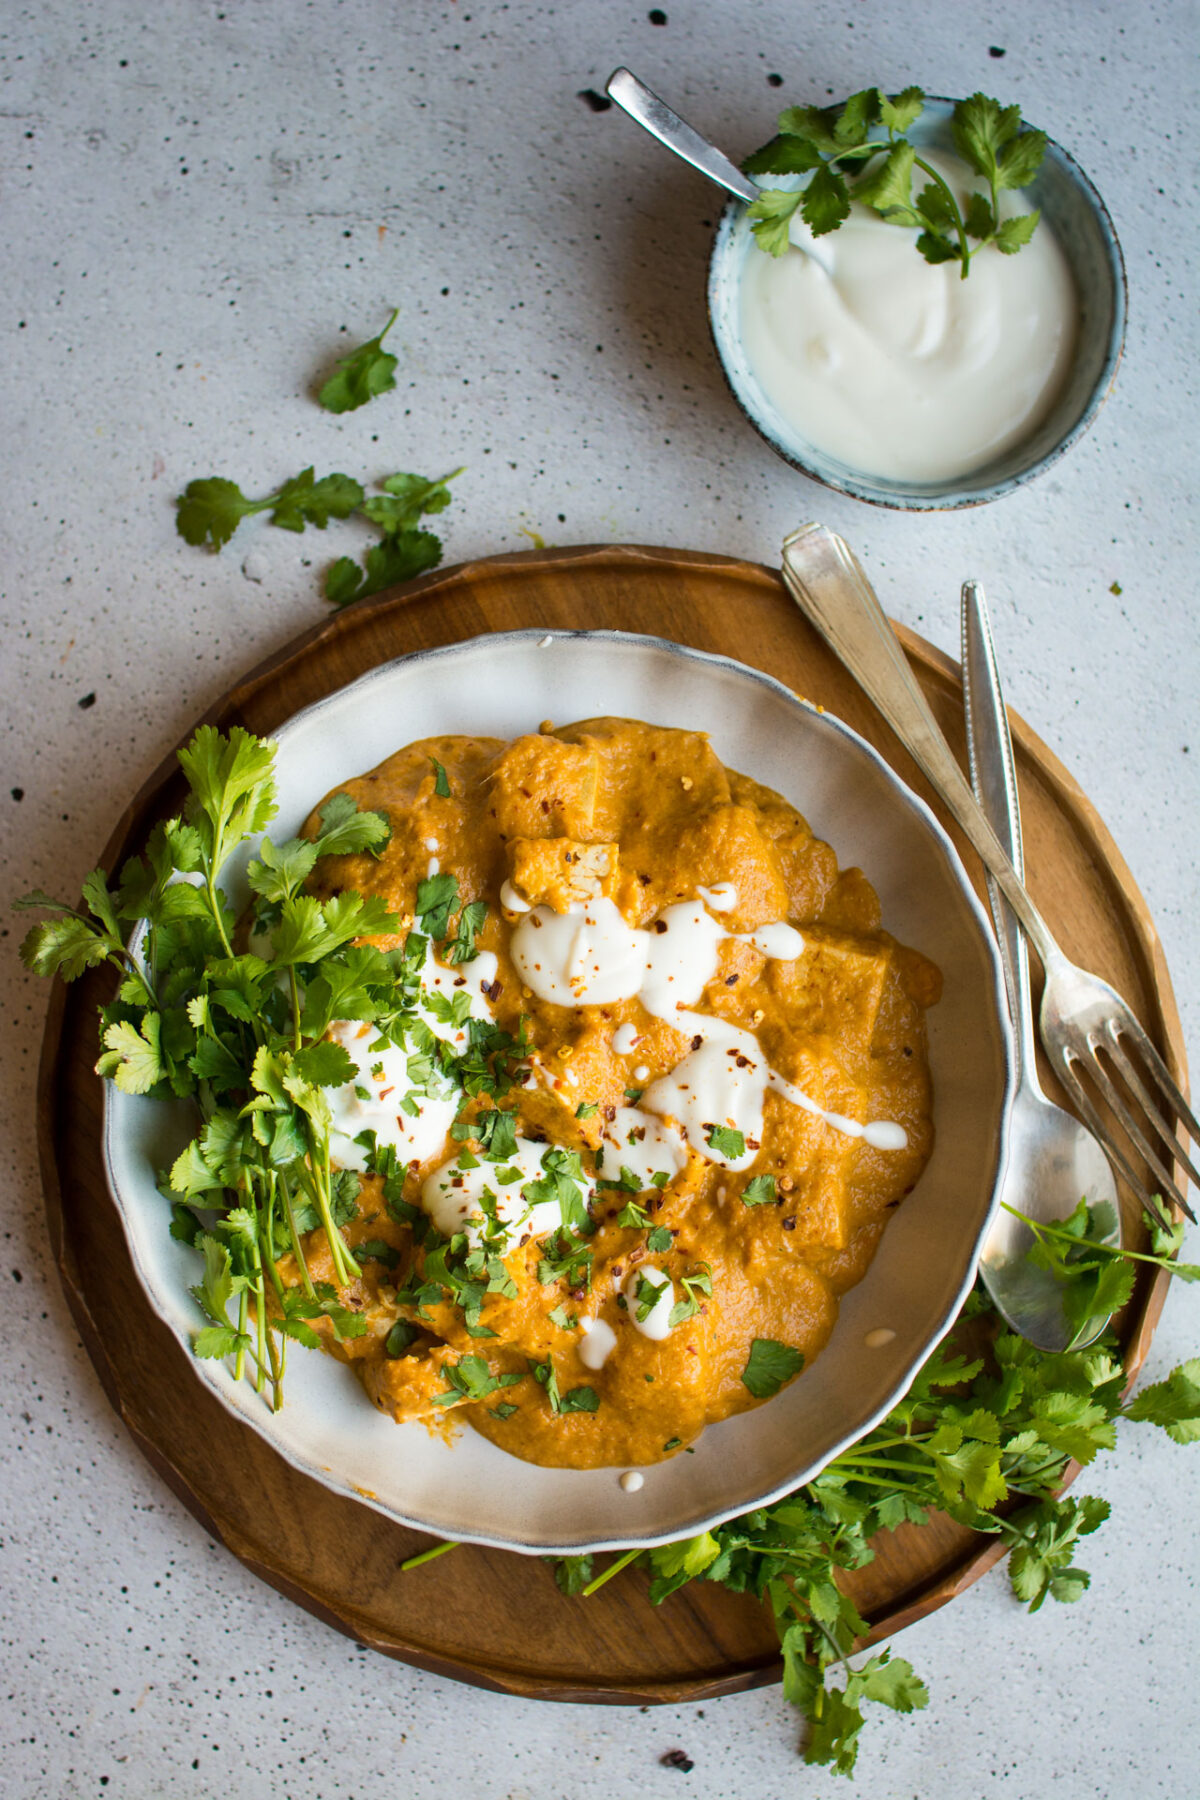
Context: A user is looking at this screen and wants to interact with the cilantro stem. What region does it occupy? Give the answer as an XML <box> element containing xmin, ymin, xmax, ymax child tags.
<box><xmin>580</xmin><ymin>1547</ymin><xmax>642</xmax><ymax>1597</ymax></box>
<box><xmin>399</xmin><ymin>1539</ymin><xmax>459</xmax><ymax>1572</ymax></box>
<box><xmin>279</xmin><ymin>1172</ymin><xmax>315</xmax><ymax>1298</ymax></box>
<box><xmin>911</xmin><ymin>154</ymin><xmax>971</xmax><ymax>276</ymax></box>
<box><xmin>235</xmin><ymin>1282</ymin><xmax>249</xmax><ymax>1384</ymax></box>
<box><xmin>1003</xmin><ymin>1204</ymin><xmax>1177</xmax><ymax>1272</ymax></box>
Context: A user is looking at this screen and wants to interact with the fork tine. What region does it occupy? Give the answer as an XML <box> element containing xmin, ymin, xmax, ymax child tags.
<box><xmin>1055</xmin><ymin>1058</ymin><xmax>1176</xmax><ymax>1232</ymax></box>
<box><xmin>1101</xmin><ymin>1032</ymin><xmax>1200</xmax><ymax>1193</ymax></box>
<box><xmin>1110</xmin><ymin>1006</ymin><xmax>1200</xmax><ymax>1151</ymax></box>
<box><xmin>1075</xmin><ymin>1052</ymin><xmax>1197</xmax><ymax>1225</ymax></box>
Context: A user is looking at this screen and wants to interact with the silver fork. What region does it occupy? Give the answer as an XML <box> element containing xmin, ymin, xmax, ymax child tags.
<box><xmin>780</xmin><ymin>523</ymin><xmax>1197</xmax><ymax>1231</ymax></box>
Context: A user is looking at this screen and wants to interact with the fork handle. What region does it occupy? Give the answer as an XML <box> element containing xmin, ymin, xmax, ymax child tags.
<box><xmin>780</xmin><ymin>524</ymin><xmax>1063</xmax><ymax>973</ymax></box>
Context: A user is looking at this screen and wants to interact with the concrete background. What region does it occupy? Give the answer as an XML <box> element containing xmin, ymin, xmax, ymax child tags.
<box><xmin>2</xmin><ymin>1</ymin><xmax>1197</xmax><ymax>1794</ymax></box>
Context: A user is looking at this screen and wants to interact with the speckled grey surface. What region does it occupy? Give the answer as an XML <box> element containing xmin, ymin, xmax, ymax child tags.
<box><xmin>2</xmin><ymin>2</ymin><xmax>1197</xmax><ymax>1795</ymax></box>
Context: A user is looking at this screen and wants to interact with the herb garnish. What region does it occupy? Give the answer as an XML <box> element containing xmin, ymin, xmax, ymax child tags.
<box><xmin>741</xmin><ymin>1336</ymin><xmax>805</xmax><ymax>1398</ymax></box>
<box><xmin>706</xmin><ymin>1124</ymin><xmax>746</xmax><ymax>1159</ymax></box>
<box><xmin>742</xmin><ymin>1174</ymin><xmax>777</xmax><ymax>1205</ymax></box>
<box><xmin>667</xmin><ymin>1263</ymin><xmax>712</xmax><ymax>1330</ymax></box>
<box><xmin>743</xmin><ymin>88</ymin><xmax>1045</xmax><ymax>277</ymax></box>
<box><xmin>317</xmin><ymin>307</ymin><xmax>400</xmax><ymax>413</ymax></box>
<box><xmin>175</xmin><ymin>464</ymin><xmax>461</xmax><ymax>609</ymax></box>
<box><xmin>1008</xmin><ymin>1198</ymin><xmax>1200</xmax><ymax>1347</ymax></box>
<box><xmin>16</xmin><ymin>726</ymin><xmax>532</xmax><ymax>1409</ymax></box>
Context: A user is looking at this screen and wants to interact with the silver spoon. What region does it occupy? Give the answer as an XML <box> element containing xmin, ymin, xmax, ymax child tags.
<box><xmin>605</xmin><ymin>67</ymin><xmax>835</xmax><ymax>275</ymax></box>
<box><xmin>963</xmin><ymin>579</ymin><xmax>1121</xmax><ymax>1350</ymax></box>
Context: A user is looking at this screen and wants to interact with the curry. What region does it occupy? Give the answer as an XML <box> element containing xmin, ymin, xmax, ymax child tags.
<box><xmin>293</xmin><ymin>718</ymin><xmax>938</xmax><ymax>1469</ymax></box>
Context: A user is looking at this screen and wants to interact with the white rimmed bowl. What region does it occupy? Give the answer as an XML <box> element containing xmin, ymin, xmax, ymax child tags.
<box><xmin>103</xmin><ymin>629</ymin><xmax>1013</xmax><ymax>1553</ymax></box>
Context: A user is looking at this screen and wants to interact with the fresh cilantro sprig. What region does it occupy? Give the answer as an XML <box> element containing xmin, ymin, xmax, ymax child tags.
<box><xmin>1008</xmin><ymin>1197</ymin><xmax>1200</xmax><ymax>1347</ymax></box>
<box><xmin>317</xmin><ymin>307</ymin><xmax>400</xmax><ymax>413</ymax></box>
<box><xmin>176</xmin><ymin>469</ymin><xmax>365</xmax><ymax>553</ymax></box>
<box><xmin>560</xmin><ymin>1249</ymin><xmax>1199</xmax><ymax>1775</ymax></box>
<box><xmin>16</xmin><ymin>725</ymin><xmax>530</xmax><ymax>1410</ymax></box>
<box><xmin>743</xmin><ymin>87</ymin><xmax>1045</xmax><ymax>277</ymax></box>
<box><xmin>175</xmin><ymin>463</ymin><xmax>462</xmax><ymax>609</ymax></box>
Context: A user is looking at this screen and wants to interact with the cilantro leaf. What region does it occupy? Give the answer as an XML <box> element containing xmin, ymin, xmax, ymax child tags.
<box><xmin>317</xmin><ymin>308</ymin><xmax>400</xmax><ymax>413</ymax></box>
<box><xmin>95</xmin><ymin>1015</ymin><xmax>166</xmax><ymax>1094</ymax></box>
<box><xmin>325</xmin><ymin>527</ymin><xmax>443</xmax><ymax>607</ymax></box>
<box><xmin>1124</xmin><ymin>1358</ymin><xmax>1200</xmax><ymax>1443</ymax></box>
<box><xmin>746</xmin><ymin>187</ymin><xmax>803</xmax><ymax>257</ymax></box>
<box><xmin>742</xmin><ymin>1174</ymin><xmax>777</xmax><ymax>1206</ymax></box>
<box><xmin>445</xmin><ymin>899</ymin><xmax>487</xmax><ymax>966</ymax></box>
<box><xmin>416</xmin><ymin>871</ymin><xmax>459</xmax><ymax>939</ymax></box>
<box><xmin>802</xmin><ymin>162</ymin><xmax>851</xmax><ymax>236</ymax></box>
<box><xmin>360</xmin><ymin>468</ymin><xmax>463</xmax><ymax>534</ymax></box>
<box><xmin>994</xmin><ymin>209</ymin><xmax>1041</xmax><ymax>254</ymax></box>
<box><xmin>175</xmin><ymin>468</ymin><xmax>363</xmax><ymax>550</ymax></box>
<box><xmin>742</xmin><ymin>135</ymin><xmax>823</xmax><ymax>178</ymax></box>
<box><xmin>313</xmin><ymin>791</ymin><xmax>392</xmax><ymax>859</ymax></box>
<box><xmin>877</xmin><ymin>85</ymin><xmax>924</xmax><ymax>134</ymax></box>
<box><xmin>430</xmin><ymin>757</ymin><xmax>452</xmax><ymax>798</ymax></box>
<box><xmin>741</xmin><ymin>1337</ymin><xmax>804</xmax><ymax>1398</ymax></box>
<box><xmin>851</xmin><ymin>141</ymin><xmax>922</xmax><ymax>226</ymax></box>
<box><xmin>706</xmin><ymin>1124</ymin><xmax>746</xmax><ymax>1160</ymax></box>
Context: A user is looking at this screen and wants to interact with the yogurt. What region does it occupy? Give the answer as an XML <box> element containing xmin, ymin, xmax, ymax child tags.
<box><xmin>739</xmin><ymin>149</ymin><xmax>1077</xmax><ymax>482</ymax></box>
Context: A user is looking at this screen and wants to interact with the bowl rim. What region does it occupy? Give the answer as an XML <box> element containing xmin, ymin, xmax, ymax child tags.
<box><xmin>101</xmin><ymin>625</ymin><xmax>1015</xmax><ymax>1553</ymax></box>
<box><xmin>706</xmin><ymin>97</ymin><xmax>1129</xmax><ymax>511</ymax></box>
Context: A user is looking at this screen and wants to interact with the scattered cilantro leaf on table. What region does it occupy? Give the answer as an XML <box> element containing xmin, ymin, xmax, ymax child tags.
<box><xmin>176</xmin><ymin>469</ymin><xmax>365</xmax><ymax>551</ymax></box>
<box><xmin>742</xmin><ymin>87</ymin><xmax>1045</xmax><ymax>277</ymax></box>
<box><xmin>317</xmin><ymin>307</ymin><xmax>400</xmax><ymax>413</ymax></box>
<box><xmin>324</xmin><ymin>468</ymin><xmax>463</xmax><ymax>607</ymax></box>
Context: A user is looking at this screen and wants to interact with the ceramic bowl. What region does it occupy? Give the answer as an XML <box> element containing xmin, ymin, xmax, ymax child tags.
<box><xmin>707</xmin><ymin>98</ymin><xmax>1127</xmax><ymax>510</ymax></box>
<box><xmin>103</xmin><ymin>630</ymin><xmax>1013</xmax><ymax>1553</ymax></box>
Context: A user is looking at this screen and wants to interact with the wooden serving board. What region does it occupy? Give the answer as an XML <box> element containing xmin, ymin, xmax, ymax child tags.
<box><xmin>38</xmin><ymin>545</ymin><xmax>1185</xmax><ymax>1703</ymax></box>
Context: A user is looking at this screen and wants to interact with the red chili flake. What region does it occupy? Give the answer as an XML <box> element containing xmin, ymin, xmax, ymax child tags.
<box><xmin>691</xmin><ymin>1034</ymin><xmax>702</xmax><ymax>1051</ymax></box>
<box><xmin>653</xmin><ymin>920</ymin><xmax>668</xmax><ymax>934</ymax></box>
<box><xmin>485</xmin><ymin>978</ymin><xmax>503</xmax><ymax>1001</ymax></box>
<box><xmin>540</xmin><ymin>799</ymin><xmax>551</xmax><ymax>813</ymax></box>
<box><xmin>782</xmin><ymin>1216</ymin><xmax>796</xmax><ymax>1230</ymax></box>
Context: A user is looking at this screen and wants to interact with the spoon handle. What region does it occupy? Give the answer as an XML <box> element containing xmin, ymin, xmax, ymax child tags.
<box><xmin>605</xmin><ymin>68</ymin><xmax>760</xmax><ymax>206</ymax></box>
<box><xmin>961</xmin><ymin>581</ymin><xmax>1041</xmax><ymax>1091</ymax></box>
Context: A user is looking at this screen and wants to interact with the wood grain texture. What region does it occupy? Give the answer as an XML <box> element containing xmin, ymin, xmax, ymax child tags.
<box><xmin>37</xmin><ymin>544</ymin><xmax>1186</xmax><ymax>1703</ymax></box>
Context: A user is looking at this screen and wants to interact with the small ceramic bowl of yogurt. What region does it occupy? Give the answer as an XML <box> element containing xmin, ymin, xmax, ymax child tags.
<box><xmin>707</xmin><ymin>97</ymin><xmax>1126</xmax><ymax>509</ymax></box>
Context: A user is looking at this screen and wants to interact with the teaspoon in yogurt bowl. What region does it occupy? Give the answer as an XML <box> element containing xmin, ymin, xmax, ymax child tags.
<box><xmin>605</xmin><ymin>67</ymin><xmax>835</xmax><ymax>276</ymax></box>
<box><xmin>964</xmin><ymin>578</ymin><xmax>1120</xmax><ymax>1351</ymax></box>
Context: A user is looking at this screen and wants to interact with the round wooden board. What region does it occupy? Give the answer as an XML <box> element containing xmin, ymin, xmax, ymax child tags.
<box><xmin>38</xmin><ymin>544</ymin><xmax>1184</xmax><ymax>1704</ymax></box>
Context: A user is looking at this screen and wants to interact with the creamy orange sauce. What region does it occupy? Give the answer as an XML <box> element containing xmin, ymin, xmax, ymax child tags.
<box><xmin>292</xmin><ymin>719</ymin><xmax>938</xmax><ymax>1469</ymax></box>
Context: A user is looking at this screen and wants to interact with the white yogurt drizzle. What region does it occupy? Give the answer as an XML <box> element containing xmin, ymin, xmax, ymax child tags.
<box><xmin>510</xmin><ymin>890</ymin><xmax>906</xmax><ymax>1168</ymax></box>
<box><xmin>578</xmin><ymin>1316</ymin><xmax>618</xmax><ymax>1370</ymax></box>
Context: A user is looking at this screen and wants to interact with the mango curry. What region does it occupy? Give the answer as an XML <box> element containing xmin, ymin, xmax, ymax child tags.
<box><xmin>292</xmin><ymin>718</ymin><xmax>938</xmax><ymax>1469</ymax></box>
